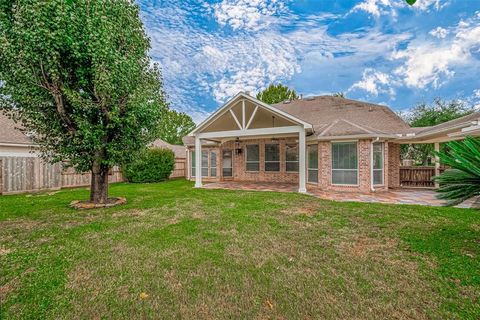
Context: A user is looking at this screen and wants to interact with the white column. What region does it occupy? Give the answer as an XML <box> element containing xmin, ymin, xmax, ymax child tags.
<box><xmin>298</xmin><ymin>128</ymin><xmax>307</xmax><ymax>193</ymax></box>
<box><xmin>434</xmin><ymin>142</ymin><xmax>440</xmax><ymax>188</ymax></box>
<box><xmin>195</xmin><ymin>135</ymin><xmax>202</xmax><ymax>188</ymax></box>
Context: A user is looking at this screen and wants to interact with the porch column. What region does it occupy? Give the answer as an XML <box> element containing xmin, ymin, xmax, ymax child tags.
<box><xmin>434</xmin><ymin>142</ymin><xmax>440</xmax><ymax>188</ymax></box>
<box><xmin>298</xmin><ymin>128</ymin><xmax>307</xmax><ymax>193</ymax></box>
<box><xmin>195</xmin><ymin>135</ymin><xmax>202</xmax><ymax>188</ymax></box>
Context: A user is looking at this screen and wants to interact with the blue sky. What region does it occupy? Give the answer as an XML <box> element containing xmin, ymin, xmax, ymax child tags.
<box><xmin>138</xmin><ymin>0</ymin><xmax>480</xmax><ymax>122</ymax></box>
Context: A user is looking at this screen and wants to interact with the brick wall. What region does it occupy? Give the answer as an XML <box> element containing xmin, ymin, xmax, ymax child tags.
<box><xmin>387</xmin><ymin>142</ymin><xmax>401</xmax><ymax>188</ymax></box>
<box><xmin>188</xmin><ymin>138</ymin><xmax>397</xmax><ymax>192</ymax></box>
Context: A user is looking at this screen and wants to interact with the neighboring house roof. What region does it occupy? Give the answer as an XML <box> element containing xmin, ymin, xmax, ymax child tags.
<box><xmin>273</xmin><ymin>96</ymin><xmax>411</xmax><ymax>138</ymax></box>
<box><xmin>150</xmin><ymin>139</ymin><xmax>187</xmax><ymax>158</ymax></box>
<box><xmin>0</xmin><ymin>113</ymin><xmax>32</xmax><ymax>145</ymax></box>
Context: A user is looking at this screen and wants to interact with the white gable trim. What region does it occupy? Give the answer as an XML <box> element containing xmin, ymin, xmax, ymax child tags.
<box><xmin>189</xmin><ymin>92</ymin><xmax>313</xmax><ymax>135</ymax></box>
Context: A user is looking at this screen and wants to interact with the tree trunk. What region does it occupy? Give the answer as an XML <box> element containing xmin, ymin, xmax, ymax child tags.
<box><xmin>90</xmin><ymin>160</ymin><xmax>109</xmax><ymax>204</ymax></box>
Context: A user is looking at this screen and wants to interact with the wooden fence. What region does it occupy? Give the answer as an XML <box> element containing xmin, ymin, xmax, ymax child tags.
<box><xmin>0</xmin><ymin>156</ymin><xmax>186</xmax><ymax>195</ymax></box>
<box><xmin>400</xmin><ymin>166</ymin><xmax>446</xmax><ymax>188</ymax></box>
<box><xmin>171</xmin><ymin>158</ymin><xmax>186</xmax><ymax>179</ymax></box>
<box><xmin>0</xmin><ymin>157</ymin><xmax>124</xmax><ymax>195</ymax></box>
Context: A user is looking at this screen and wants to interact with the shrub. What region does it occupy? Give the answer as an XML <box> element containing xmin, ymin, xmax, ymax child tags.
<box><xmin>123</xmin><ymin>148</ymin><xmax>175</xmax><ymax>183</ymax></box>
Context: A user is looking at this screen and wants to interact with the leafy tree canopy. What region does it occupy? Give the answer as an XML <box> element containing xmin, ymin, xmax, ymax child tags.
<box><xmin>0</xmin><ymin>0</ymin><xmax>167</xmax><ymax>203</ymax></box>
<box><xmin>158</xmin><ymin>109</ymin><xmax>196</xmax><ymax>145</ymax></box>
<box><xmin>256</xmin><ymin>83</ymin><xmax>298</xmax><ymax>104</ymax></box>
<box><xmin>401</xmin><ymin>99</ymin><xmax>474</xmax><ymax>165</ymax></box>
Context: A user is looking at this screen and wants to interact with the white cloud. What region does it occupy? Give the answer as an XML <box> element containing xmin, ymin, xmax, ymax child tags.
<box><xmin>392</xmin><ymin>15</ymin><xmax>480</xmax><ymax>89</ymax></box>
<box><xmin>351</xmin><ymin>0</ymin><xmax>445</xmax><ymax>17</ymax></box>
<box><xmin>212</xmin><ymin>0</ymin><xmax>290</xmax><ymax>31</ymax></box>
<box><xmin>429</xmin><ymin>26</ymin><xmax>448</xmax><ymax>39</ymax></box>
<box><xmin>474</xmin><ymin>89</ymin><xmax>480</xmax><ymax>98</ymax></box>
<box><xmin>349</xmin><ymin>68</ymin><xmax>395</xmax><ymax>96</ymax></box>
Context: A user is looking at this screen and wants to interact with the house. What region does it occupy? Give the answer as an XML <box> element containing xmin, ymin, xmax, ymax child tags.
<box><xmin>0</xmin><ymin>113</ymin><xmax>35</xmax><ymax>157</ymax></box>
<box><xmin>183</xmin><ymin>92</ymin><xmax>480</xmax><ymax>193</ymax></box>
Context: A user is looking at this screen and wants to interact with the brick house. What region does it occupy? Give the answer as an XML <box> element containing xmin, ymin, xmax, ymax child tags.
<box><xmin>183</xmin><ymin>92</ymin><xmax>480</xmax><ymax>193</ymax></box>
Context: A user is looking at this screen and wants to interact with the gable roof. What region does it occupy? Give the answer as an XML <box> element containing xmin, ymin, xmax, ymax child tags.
<box><xmin>190</xmin><ymin>92</ymin><xmax>313</xmax><ymax>135</ymax></box>
<box><xmin>150</xmin><ymin>139</ymin><xmax>187</xmax><ymax>158</ymax></box>
<box><xmin>0</xmin><ymin>113</ymin><xmax>32</xmax><ymax>145</ymax></box>
<box><xmin>273</xmin><ymin>96</ymin><xmax>411</xmax><ymax>138</ymax></box>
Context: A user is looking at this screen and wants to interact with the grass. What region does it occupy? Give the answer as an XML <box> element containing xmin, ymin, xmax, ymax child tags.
<box><xmin>0</xmin><ymin>179</ymin><xmax>479</xmax><ymax>319</ymax></box>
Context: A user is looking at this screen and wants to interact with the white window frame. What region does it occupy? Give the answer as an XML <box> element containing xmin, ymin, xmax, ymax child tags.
<box><xmin>264</xmin><ymin>143</ymin><xmax>280</xmax><ymax>172</ymax></box>
<box><xmin>210</xmin><ymin>151</ymin><xmax>217</xmax><ymax>177</ymax></box>
<box><xmin>222</xmin><ymin>149</ymin><xmax>233</xmax><ymax>177</ymax></box>
<box><xmin>190</xmin><ymin>150</ymin><xmax>196</xmax><ymax>177</ymax></box>
<box><xmin>245</xmin><ymin>144</ymin><xmax>260</xmax><ymax>172</ymax></box>
<box><xmin>331</xmin><ymin>141</ymin><xmax>359</xmax><ymax>186</ymax></box>
<box><xmin>285</xmin><ymin>143</ymin><xmax>299</xmax><ymax>172</ymax></box>
<box><xmin>372</xmin><ymin>142</ymin><xmax>384</xmax><ymax>186</ymax></box>
<box><xmin>201</xmin><ymin>150</ymin><xmax>209</xmax><ymax>177</ymax></box>
<box><xmin>307</xmin><ymin>143</ymin><xmax>318</xmax><ymax>184</ymax></box>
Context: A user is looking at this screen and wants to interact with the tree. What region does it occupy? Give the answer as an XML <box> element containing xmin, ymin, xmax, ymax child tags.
<box><xmin>332</xmin><ymin>92</ymin><xmax>346</xmax><ymax>98</ymax></box>
<box><xmin>433</xmin><ymin>137</ymin><xmax>480</xmax><ymax>207</ymax></box>
<box><xmin>256</xmin><ymin>83</ymin><xmax>299</xmax><ymax>104</ymax></box>
<box><xmin>158</xmin><ymin>109</ymin><xmax>196</xmax><ymax>145</ymax></box>
<box><xmin>401</xmin><ymin>99</ymin><xmax>473</xmax><ymax>165</ymax></box>
<box><xmin>0</xmin><ymin>0</ymin><xmax>167</xmax><ymax>204</ymax></box>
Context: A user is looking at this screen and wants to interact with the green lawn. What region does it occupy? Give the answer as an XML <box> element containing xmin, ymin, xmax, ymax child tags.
<box><xmin>1</xmin><ymin>180</ymin><xmax>479</xmax><ymax>319</ymax></box>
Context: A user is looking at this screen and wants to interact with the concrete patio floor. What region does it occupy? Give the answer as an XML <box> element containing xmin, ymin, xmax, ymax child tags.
<box><xmin>202</xmin><ymin>181</ymin><xmax>475</xmax><ymax>208</ymax></box>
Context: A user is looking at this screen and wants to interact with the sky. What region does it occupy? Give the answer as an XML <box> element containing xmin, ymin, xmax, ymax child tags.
<box><xmin>138</xmin><ymin>0</ymin><xmax>480</xmax><ymax>123</ymax></box>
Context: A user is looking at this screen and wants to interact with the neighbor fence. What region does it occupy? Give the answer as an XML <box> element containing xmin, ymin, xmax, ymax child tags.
<box><xmin>0</xmin><ymin>156</ymin><xmax>186</xmax><ymax>195</ymax></box>
<box><xmin>399</xmin><ymin>166</ymin><xmax>446</xmax><ymax>188</ymax></box>
<box><xmin>0</xmin><ymin>157</ymin><xmax>124</xmax><ymax>195</ymax></box>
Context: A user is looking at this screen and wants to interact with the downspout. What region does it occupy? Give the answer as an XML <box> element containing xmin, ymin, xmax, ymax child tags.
<box><xmin>371</xmin><ymin>137</ymin><xmax>380</xmax><ymax>192</ymax></box>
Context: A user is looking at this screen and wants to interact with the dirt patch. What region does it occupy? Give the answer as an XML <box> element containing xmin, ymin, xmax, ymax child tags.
<box><xmin>342</xmin><ymin>235</ymin><xmax>398</xmax><ymax>259</ymax></box>
<box><xmin>0</xmin><ymin>247</ymin><xmax>12</xmax><ymax>255</ymax></box>
<box><xmin>70</xmin><ymin>197</ymin><xmax>127</xmax><ymax>210</ymax></box>
<box><xmin>66</xmin><ymin>264</ymin><xmax>94</xmax><ymax>290</ymax></box>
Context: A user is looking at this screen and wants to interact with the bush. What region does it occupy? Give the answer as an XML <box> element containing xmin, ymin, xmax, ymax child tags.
<box><xmin>123</xmin><ymin>148</ymin><xmax>175</xmax><ymax>183</ymax></box>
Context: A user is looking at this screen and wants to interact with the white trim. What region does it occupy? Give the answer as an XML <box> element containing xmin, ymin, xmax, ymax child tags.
<box><xmin>195</xmin><ymin>136</ymin><xmax>202</xmax><ymax>187</ymax></box>
<box><xmin>197</xmin><ymin>126</ymin><xmax>304</xmax><ymax>139</ymax></box>
<box><xmin>0</xmin><ymin>143</ymin><xmax>36</xmax><ymax>148</ymax></box>
<box><xmin>242</xmin><ymin>99</ymin><xmax>246</xmax><ymax>129</ymax></box>
<box><xmin>298</xmin><ymin>128</ymin><xmax>307</xmax><ymax>193</ymax></box>
<box><xmin>189</xmin><ymin>92</ymin><xmax>312</xmax><ymax>135</ymax></box>
<box><xmin>331</xmin><ymin>141</ymin><xmax>359</xmax><ymax>186</ymax></box>
<box><xmin>229</xmin><ymin>109</ymin><xmax>242</xmax><ymax>130</ymax></box>
<box><xmin>245</xmin><ymin>105</ymin><xmax>259</xmax><ymax>130</ymax></box>
<box><xmin>245</xmin><ymin>143</ymin><xmax>260</xmax><ymax>172</ymax></box>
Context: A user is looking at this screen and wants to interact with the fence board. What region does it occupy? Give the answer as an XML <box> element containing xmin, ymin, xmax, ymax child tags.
<box><xmin>400</xmin><ymin>166</ymin><xmax>445</xmax><ymax>188</ymax></box>
<box><xmin>170</xmin><ymin>158</ymin><xmax>186</xmax><ymax>179</ymax></box>
<box><xmin>0</xmin><ymin>155</ymin><xmax>186</xmax><ymax>194</ymax></box>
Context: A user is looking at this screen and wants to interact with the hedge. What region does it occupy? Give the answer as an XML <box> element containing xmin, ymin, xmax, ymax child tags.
<box><xmin>123</xmin><ymin>148</ymin><xmax>175</xmax><ymax>183</ymax></box>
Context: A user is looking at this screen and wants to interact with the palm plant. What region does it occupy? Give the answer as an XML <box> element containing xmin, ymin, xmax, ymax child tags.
<box><xmin>433</xmin><ymin>137</ymin><xmax>480</xmax><ymax>207</ymax></box>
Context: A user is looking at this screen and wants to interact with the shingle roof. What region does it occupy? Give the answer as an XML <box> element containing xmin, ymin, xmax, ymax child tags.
<box><xmin>273</xmin><ymin>96</ymin><xmax>411</xmax><ymax>137</ymax></box>
<box><xmin>150</xmin><ymin>139</ymin><xmax>187</xmax><ymax>158</ymax></box>
<box><xmin>0</xmin><ymin>112</ymin><xmax>32</xmax><ymax>145</ymax></box>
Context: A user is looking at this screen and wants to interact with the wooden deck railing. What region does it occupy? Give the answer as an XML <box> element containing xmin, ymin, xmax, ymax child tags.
<box><xmin>400</xmin><ymin>166</ymin><xmax>446</xmax><ymax>188</ymax></box>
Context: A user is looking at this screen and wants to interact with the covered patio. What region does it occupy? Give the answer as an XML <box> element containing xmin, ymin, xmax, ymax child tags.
<box><xmin>202</xmin><ymin>181</ymin><xmax>475</xmax><ymax>208</ymax></box>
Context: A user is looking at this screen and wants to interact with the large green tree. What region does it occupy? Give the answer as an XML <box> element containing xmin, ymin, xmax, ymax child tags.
<box><xmin>0</xmin><ymin>0</ymin><xmax>167</xmax><ymax>204</ymax></box>
<box><xmin>256</xmin><ymin>83</ymin><xmax>298</xmax><ymax>104</ymax></box>
<box><xmin>401</xmin><ymin>99</ymin><xmax>473</xmax><ymax>165</ymax></box>
<box><xmin>158</xmin><ymin>109</ymin><xmax>196</xmax><ymax>145</ymax></box>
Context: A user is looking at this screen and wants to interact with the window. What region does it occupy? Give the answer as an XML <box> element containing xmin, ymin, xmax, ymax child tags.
<box><xmin>285</xmin><ymin>143</ymin><xmax>299</xmax><ymax>172</ymax></box>
<box><xmin>373</xmin><ymin>142</ymin><xmax>384</xmax><ymax>185</ymax></box>
<box><xmin>307</xmin><ymin>144</ymin><xmax>318</xmax><ymax>183</ymax></box>
<box><xmin>332</xmin><ymin>142</ymin><xmax>358</xmax><ymax>185</ymax></box>
<box><xmin>210</xmin><ymin>151</ymin><xmax>217</xmax><ymax>177</ymax></box>
<box><xmin>190</xmin><ymin>151</ymin><xmax>195</xmax><ymax>177</ymax></box>
<box><xmin>202</xmin><ymin>151</ymin><xmax>208</xmax><ymax>177</ymax></box>
<box><xmin>245</xmin><ymin>144</ymin><xmax>260</xmax><ymax>171</ymax></box>
<box><xmin>265</xmin><ymin>143</ymin><xmax>280</xmax><ymax>171</ymax></box>
<box><xmin>222</xmin><ymin>150</ymin><xmax>233</xmax><ymax>177</ymax></box>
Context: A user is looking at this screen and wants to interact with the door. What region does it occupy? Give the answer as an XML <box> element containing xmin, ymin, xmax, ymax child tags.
<box><xmin>222</xmin><ymin>150</ymin><xmax>233</xmax><ymax>178</ymax></box>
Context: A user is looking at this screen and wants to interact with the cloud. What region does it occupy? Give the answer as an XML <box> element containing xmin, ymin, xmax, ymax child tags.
<box><xmin>429</xmin><ymin>26</ymin><xmax>448</xmax><ymax>39</ymax></box>
<box><xmin>348</xmin><ymin>68</ymin><xmax>395</xmax><ymax>96</ymax></box>
<box><xmin>392</xmin><ymin>15</ymin><xmax>480</xmax><ymax>89</ymax></box>
<box><xmin>212</xmin><ymin>0</ymin><xmax>290</xmax><ymax>31</ymax></box>
<box><xmin>351</xmin><ymin>0</ymin><xmax>445</xmax><ymax>17</ymax></box>
<box><xmin>475</xmin><ymin>89</ymin><xmax>480</xmax><ymax>98</ymax></box>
